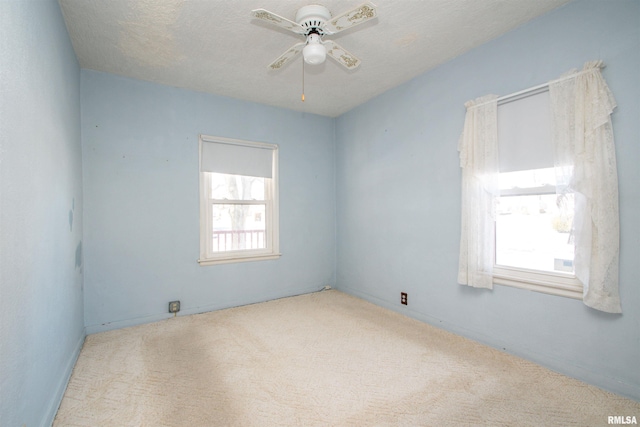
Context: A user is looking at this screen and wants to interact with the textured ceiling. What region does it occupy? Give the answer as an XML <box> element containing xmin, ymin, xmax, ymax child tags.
<box><xmin>58</xmin><ymin>0</ymin><xmax>570</xmax><ymax>117</ymax></box>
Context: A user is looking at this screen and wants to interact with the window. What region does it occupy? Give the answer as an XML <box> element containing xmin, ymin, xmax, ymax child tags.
<box><xmin>198</xmin><ymin>135</ymin><xmax>279</xmax><ymax>265</ymax></box>
<box><xmin>492</xmin><ymin>90</ymin><xmax>581</xmax><ymax>298</ymax></box>
<box><xmin>459</xmin><ymin>63</ymin><xmax>620</xmax><ymax>312</ymax></box>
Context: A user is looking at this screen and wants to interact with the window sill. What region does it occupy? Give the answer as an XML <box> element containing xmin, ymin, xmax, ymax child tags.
<box><xmin>493</xmin><ymin>265</ymin><xmax>583</xmax><ymax>300</ymax></box>
<box><xmin>198</xmin><ymin>253</ymin><xmax>281</xmax><ymax>266</ymax></box>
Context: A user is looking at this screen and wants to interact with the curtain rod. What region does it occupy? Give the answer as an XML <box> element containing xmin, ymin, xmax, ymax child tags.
<box><xmin>468</xmin><ymin>65</ymin><xmax>605</xmax><ymax>109</ymax></box>
<box><xmin>497</xmin><ymin>82</ymin><xmax>549</xmax><ymax>105</ymax></box>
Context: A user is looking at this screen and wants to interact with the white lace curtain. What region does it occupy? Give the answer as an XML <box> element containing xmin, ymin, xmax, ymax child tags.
<box><xmin>457</xmin><ymin>95</ymin><xmax>499</xmax><ymax>289</ymax></box>
<box><xmin>458</xmin><ymin>62</ymin><xmax>621</xmax><ymax>313</ymax></box>
<box><xmin>549</xmin><ymin>61</ymin><xmax>620</xmax><ymax>313</ymax></box>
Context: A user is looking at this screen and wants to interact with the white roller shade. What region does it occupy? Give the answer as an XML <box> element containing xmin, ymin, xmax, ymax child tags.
<box><xmin>201</xmin><ymin>138</ymin><xmax>274</xmax><ymax>178</ymax></box>
<box><xmin>497</xmin><ymin>90</ymin><xmax>553</xmax><ymax>172</ymax></box>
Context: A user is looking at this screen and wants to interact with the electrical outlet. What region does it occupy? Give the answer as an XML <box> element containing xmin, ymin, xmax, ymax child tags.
<box><xmin>168</xmin><ymin>301</ymin><xmax>180</xmax><ymax>313</ymax></box>
<box><xmin>401</xmin><ymin>292</ymin><xmax>407</xmax><ymax>305</ymax></box>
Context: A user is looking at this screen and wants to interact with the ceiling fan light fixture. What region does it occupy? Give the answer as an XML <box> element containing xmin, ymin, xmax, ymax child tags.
<box><xmin>252</xmin><ymin>2</ymin><xmax>378</xmax><ymax>70</ymax></box>
<box><xmin>303</xmin><ymin>33</ymin><xmax>326</xmax><ymax>65</ymax></box>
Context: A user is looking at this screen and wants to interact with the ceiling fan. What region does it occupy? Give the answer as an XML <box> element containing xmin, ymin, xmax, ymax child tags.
<box><xmin>251</xmin><ymin>3</ymin><xmax>378</xmax><ymax>71</ymax></box>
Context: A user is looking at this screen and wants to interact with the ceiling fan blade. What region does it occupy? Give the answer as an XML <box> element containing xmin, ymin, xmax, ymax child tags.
<box><xmin>267</xmin><ymin>42</ymin><xmax>305</xmax><ymax>70</ymax></box>
<box><xmin>324</xmin><ymin>40</ymin><xmax>361</xmax><ymax>70</ymax></box>
<box><xmin>251</xmin><ymin>9</ymin><xmax>305</xmax><ymax>35</ymax></box>
<box><xmin>323</xmin><ymin>2</ymin><xmax>377</xmax><ymax>34</ymax></box>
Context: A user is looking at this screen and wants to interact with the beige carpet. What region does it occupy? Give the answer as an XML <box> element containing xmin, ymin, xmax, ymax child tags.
<box><xmin>55</xmin><ymin>290</ymin><xmax>639</xmax><ymax>426</ymax></box>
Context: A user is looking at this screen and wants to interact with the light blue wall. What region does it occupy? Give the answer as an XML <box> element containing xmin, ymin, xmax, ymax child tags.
<box><xmin>81</xmin><ymin>70</ymin><xmax>335</xmax><ymax>333</ymax></box>
<box><xmin>335</xmin><ymin>0</ymin><xmax>640</xmax><ymax>400</ymax></box>
<box><xmin>0</xmin><ymin>1</ymin><xmax>84</xmax><ymax>426</ymax></box>
<box><xmin>2</xmin><ymin>2</ymin><xmax>636</xmax><ymax>424</ymax></box>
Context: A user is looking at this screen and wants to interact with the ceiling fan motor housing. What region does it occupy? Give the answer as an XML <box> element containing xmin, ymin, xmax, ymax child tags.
<box><xmin>295</xmin><ymin>5</ymin><xmax>331</xmax><ymax>35</ymax></box>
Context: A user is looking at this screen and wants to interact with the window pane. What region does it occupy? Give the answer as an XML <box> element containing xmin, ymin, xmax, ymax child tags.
<box><xmin>496</xmin><ymin>193</ymin><xmax>574</xmax><ymax>273</ymax></box>
<box><xmin>211</xmin><ymin>204</ymin><xmax>266</xmax><ymax>252</ymax></box>
<box><xmin>210</xmin><ymin>173</ymin><xmax>265</xmax><ymax>200</ymax></box>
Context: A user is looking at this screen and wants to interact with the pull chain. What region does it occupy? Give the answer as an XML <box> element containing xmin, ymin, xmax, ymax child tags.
<box><xmin>301</xmin><ymin>59</ymin><xmax>305</xmax><ymax>102</ymax></box>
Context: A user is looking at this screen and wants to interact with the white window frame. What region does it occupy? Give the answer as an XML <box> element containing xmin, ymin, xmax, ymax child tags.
<box><xmin>493</xmin><ymin>265</ymin><xmax>582</xmax><ymax>299</ymax></box>
<box><xmin>198</xmin><ymin>135</ymin><xmax>280</xmax><ymax>266</ymax></box>
<box><xmin>493</xmin><ymin>91</ymin><xmax>582</xmax><ymax>300</ymax></box>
